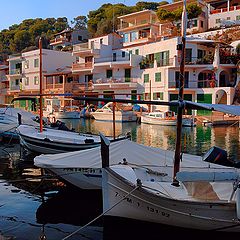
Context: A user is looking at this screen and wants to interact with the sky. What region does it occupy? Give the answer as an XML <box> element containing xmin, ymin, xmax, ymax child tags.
<box><xmin>0</xmin><ymin>0</ymin><xmax>169</xmax><ymax>31</ymax></box>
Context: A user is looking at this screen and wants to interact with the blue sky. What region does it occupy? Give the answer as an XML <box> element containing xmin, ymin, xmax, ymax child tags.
<box><xmin>0</xmin><ymin>0</ymin><xmax>169</xmax><ymax>31</ymax></box>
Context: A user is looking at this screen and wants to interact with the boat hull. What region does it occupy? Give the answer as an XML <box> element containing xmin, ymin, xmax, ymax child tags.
<box><xmin>91</xmin><ymin>111</ymin><xmax>137</xmax><ymax>122</ymax></box>
<box><xmin>102</xmin><ymin>168</ymin><xmax>240</xmax><ymax>232</ymax></box>
<box><xmin>141</xmin><ymin>116</ymin><xmax>194</xmax><ymax>126</ymax></box>
<box><xmin>48</xmin><ymin>168</ymin><xmax>102</xmax><ymax>189</ymax></box>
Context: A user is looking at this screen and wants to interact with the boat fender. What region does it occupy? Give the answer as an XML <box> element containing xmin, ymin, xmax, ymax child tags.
<box><xmin>43</xmin><ymin>137</ymin><xmax>51</xmax><ymax>142</ymax></box>
<box><xmin>85</xmin><ymin>138</ymin><xmax>94</xmax><ymax>143</ymax></box>
<box><xmin>236</xmin><ymin>183</ymin><xmax>240</xmax><ymax>220</ymax></box>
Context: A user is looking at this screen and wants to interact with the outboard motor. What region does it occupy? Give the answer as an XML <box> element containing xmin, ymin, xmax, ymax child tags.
<box><xmin>202</xmin><ymin>146</ymin><xmax>234</xmax><ymax>167</ymax></box>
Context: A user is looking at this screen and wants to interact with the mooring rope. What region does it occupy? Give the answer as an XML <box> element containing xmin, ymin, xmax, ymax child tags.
<box><xmin>61</xmin><ymin>184</ymin><xmax>140</xmax><ymax>240</ymax></box>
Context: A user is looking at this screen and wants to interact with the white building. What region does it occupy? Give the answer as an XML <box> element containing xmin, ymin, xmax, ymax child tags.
<box><xmin>7</xmin><ymin>49</ymin><xmax>75</xmax><ymax>107</ymax></box>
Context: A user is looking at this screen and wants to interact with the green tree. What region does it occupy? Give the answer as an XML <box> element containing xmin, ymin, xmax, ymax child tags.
<box><xmin>71</xmin><ymin>16</ymin><xmax>87</xmax><ymax>30</ymax></box>
<box><xmin>13</xmin><ymin>30</ymin><xmax>32</xmax><ymax>52</ymax></box>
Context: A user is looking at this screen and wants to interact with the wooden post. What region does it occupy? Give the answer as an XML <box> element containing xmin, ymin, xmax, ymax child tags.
<box><xmin>112</xmin><ymin>99</ymin><xmax>116</xmax><ymax>140</ymax></box>
<box><xmin>39</xmin><ymin>37</ymin><xmax>43</xmax><ymax>133</ymax></box>
<box><xmin>100</xmin><ymin>133</ymin><xmax>110</xmax><ymax>168</ymax></box>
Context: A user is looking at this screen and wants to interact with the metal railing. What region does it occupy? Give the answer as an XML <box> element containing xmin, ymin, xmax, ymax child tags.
<box><xmin>94</xmin><ymin>77</ymin><xmax>138</xmax><ymax>84</ymax></box>
<box><xmin>72</xmin><ymin>62</ymin><xmax>93</xmax><ymax>71</ymax></box>
<box><xmin>184</xmin><ymin>57</ymin><xmax>214</xmax><ymax>65</ymax></box>
<box><xmin>210</xmin><ymin>5</ymin><xmax>240</xmax><ymax>14</ymax></box>
<box><xmin>9</xmin><ymin>69</ymin><xmax>22</xmax><ymax>75</ymax></box>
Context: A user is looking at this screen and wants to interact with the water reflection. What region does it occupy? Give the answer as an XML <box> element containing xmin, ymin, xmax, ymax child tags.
<box><xmin>0</xmin><ymin>121</ymin><xmax>240</xmax><ymax>239</ymax></box>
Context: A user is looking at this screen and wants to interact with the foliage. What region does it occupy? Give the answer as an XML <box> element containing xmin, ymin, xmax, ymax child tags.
<box><xmin>157</xmin><ymin>3</ymin><xmax>202</xmax><ymax>22</ymax></box>
<box><xmin>236</xmin><ymin>43</ymin><xmax>240</xmax><ymax>55</ymax></box>
<box><xmin>71</xmin><ymin>16</ymin><xmax>87</xmax><ymax>30</ymax></box>
<box><xmin>0</xmin><ymin>17</ymin><xmax>69</xmax><ymax>60</ymax></box>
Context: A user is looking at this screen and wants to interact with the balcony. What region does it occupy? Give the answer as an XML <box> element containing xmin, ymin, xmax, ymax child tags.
<box><xmin>73</xmin><ymin>43</ymin><xmax>100</xmax><ymax>56</ymax></box>
<box><xmin>94</xmin><ymin>56</ymin><xmax>131</xmax><ymax>68</ymax></box>
<box><xmin>210</xmin><ymin>5</ymin><xmax>240</xmax><ymax>14</ymax></box>
<box><xmin>93</xmin><ymin>77</ymin><xmax>138</xmax><ymax>90</ymax></box>
<box><xmin>50</xmin><ymin>37</ymin><xmax>69</xmax><ymax>45</ymax></box>
<box><xmin>118</xmin><ymin>20</ymin><xmax>157</xmax><ymax>31</ymax></box>
<box><xmin>9</xmin><ymin>85</ymin><xmax>20</xmax><ymax>91</ymax></box>
<box><xmin>185</xmin><ymin>57</ymin><xmax>214</xmax><ymax>65</ymax></box>
<box><xmin>9</xmin><ymin>68</ymin><xmax>22</xmax><ymax>75</ymax></box>
<box><xmin>72</xmin><ymin>62</ymin><xmax>93</xmax><ymax>72</ymax></box>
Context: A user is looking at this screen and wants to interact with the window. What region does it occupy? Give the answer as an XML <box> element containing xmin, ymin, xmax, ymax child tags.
<box><xmin>34</xmin><ymin>59</ymin><xmax>39</xmax><ymax>68</ymax></box>
<box><xmin>200</xmin><ymin>21</ymin><xmax>204</xmax><ymax>28</ymax></box>
<box><xmin>106</xmin><ymin>69</ymin><xmax>113</xmax><ymax>79</ymax></box>
<box><xmin>123</xmin><ymin>33</ymin><xmax>129</xmax><ymax>43</ymax></box>
<box><xmin>135</xmin><ymin>49</ymin><xmax>139</xmax><ymax>55</ymax></box>
<box><xmin>227</xmin><ymin>17</ymin><xmax>231</xmax><ymax>20</ymax></box>
<box><xmin>15</xmin><ymin>79</ymin><xmax>19</xmax><ymax>85</ymax></box>
<box><xmin>155</xmin><ymin>72</ymin><xmax>161</xmax><ymax>82</ymax></box>
<box><xmin>144</xmin><ymin>74</ymin><xmax>149</xmax><ymax>83</ymax></box>
<box><xmin>34</xmin><ymin>76</ymin><xmax>39</xmax><ymax>85</ymax></box>
<box><xmin>237</xmin><ymin>16</ymin><xmax>240</xmax><ymax>20</ymax></box>
<box><xmin>24</xmin><ymin>77</ymin><xmax>29</xmax><ymax>85</ymax></box>
<box><xmin>185</xmin><ymin>49</ymin><xmax>192</xmax><ymax>63</ymax></box>
<box><xmin>130</xmin><ymin>31</ymin><xmax>138</xmax><ymax>42</ymax></box>
<box><xmin>24</xmin><ymin>60</ymin><xmax>29</xmax><ymax>69</ymax></box>
<box><xmin>122</xmin><ymin>51</ymin><xmax>126</xmax><ymax>58</ymax></box>
<box><xmin>216</xmin><ymin>19</ymin><xmax>221</xmax><ymax>24</ymax></box>
<box><xmin>78</xmin><ymin>35</ymin><xmax>83</xmax><ymax>41</ymax></box>
<box><xmin>155</xmin><ymin>51</ymin><xmax>169</xmax><ymax>67</ymax></box>
<box><xmin>153</xmin><ymin>92</ymin><xmax>163</xmax><ymax>100</ymax></box>
<box><xmin>100</xmin><ymin>38</ymin><xmax>103</xmax><ymax>44</ymax></box>
<box><xmin>129</xmin><ymin>50</ymin><xmax>132</xmax><ymax>55</ymax></box>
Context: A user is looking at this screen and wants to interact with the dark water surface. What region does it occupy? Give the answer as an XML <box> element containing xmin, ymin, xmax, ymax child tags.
<box><xmin>0</xmin><ymin>119</ymin><xmax>240</xmax><ymax>239</ymax></box>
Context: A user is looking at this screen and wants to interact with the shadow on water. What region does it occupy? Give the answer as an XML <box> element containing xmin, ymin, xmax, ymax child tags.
<box><xmin>36</xmin><ymin>185</ymin><xmax>103</xmax><ymax>227</ymax></box>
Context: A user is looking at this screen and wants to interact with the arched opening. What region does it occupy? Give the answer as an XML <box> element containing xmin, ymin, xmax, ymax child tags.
<box><xmin>215</xmin><ymin>89</ymin><xmax>227</xmax><ymax>104</ymax></box>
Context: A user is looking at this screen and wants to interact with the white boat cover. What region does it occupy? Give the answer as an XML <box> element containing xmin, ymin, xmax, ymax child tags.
<box><xmin>34</xmin><ymin>139</ymin><xmax>238</xmax><ymax>172</ymax></box>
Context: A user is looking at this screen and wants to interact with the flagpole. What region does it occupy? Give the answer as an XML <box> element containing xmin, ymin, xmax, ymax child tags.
<box><xmin>172</xmin><ymin>0</ymin><xmax>187</xmax><ymax>186</ymax></box>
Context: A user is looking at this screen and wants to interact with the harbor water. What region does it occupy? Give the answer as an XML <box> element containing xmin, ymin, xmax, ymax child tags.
<box><xmin>0</xmin><ymin>119</ymin><xmax>240</xmax><ymax>239</ymax></box>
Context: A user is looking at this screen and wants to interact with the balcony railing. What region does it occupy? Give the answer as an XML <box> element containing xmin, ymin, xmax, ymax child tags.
<box><xmin>169</xmin><ymin>80</ymin><xmax>218</xmax><ymax>89</ymax></box>
<box><xmin>118</xmin><ymin>20</ymin><xmax>157</xmax><ymax>30</ymax></box>
<box><xmin>94</xmin><ymin>56</ymin><xmax>131</xmax><ymax>64</ymax></box>
<box><xmin>210</xmin><ymin>5</ymin><xmax>240</xmax><ymax>14</ymax></box>
<box><xmin>185</xmin><ymin>57</ymin><xmax>214</xmax><ymax>65</ymax></box>
<box><xmin>140</xmin><ymin>58</ymin><xmax>174</xmax><ymax>69</ymax></box>
<box><xmin>9</xmin><ymin>69</ymin><xmax>22</xmax><ymax>75</ymax></box>
<box><xmin>9</xmin><ymin>85</ymin><xmax>20</xmax><ymax>91</ymax></box>
<box><xmin>94</xmin><ymin>77</ymin><xmax>138</xmax><ymax>84</ymax></box>
<box><xmin>72</xmin><ymin>62</ymin><xmax>93</xmax><ymax>71</ymax></box>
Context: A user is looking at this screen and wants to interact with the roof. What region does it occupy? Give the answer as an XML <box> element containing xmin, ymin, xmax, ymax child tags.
<box><xmin>117</xmin><ymin>9</ymin><xmax>157</xmax><ymax>20</ymax></box>
<box><xmin>186</xmin><ymin>37</ymin><xmax>232</xmax><ymax>47</ymax></box>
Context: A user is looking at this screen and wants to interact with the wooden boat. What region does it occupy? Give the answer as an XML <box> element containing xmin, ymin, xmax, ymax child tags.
<box><xmin>90</xmin><ymin>102</ymin><xmax>137</xmax><ymax>122</ymax></box>
<box><xmin>141</xmin><ymin>111</ymin><xmax>195</xmax><ymax>126</ymax></box>
<box><xmin>17</xmin><ymin>124</ymin><xmax>129</xmax><ymax>155</ymax></box>
<box><xmin>101</xmin><ymin>0</ymin><xmax>240</xmax><ymax>232</ymax></box>
<box><xmin>0</xmin><ymin>107</ymin><xmax>38</xmax><ymax>140</ymax></box>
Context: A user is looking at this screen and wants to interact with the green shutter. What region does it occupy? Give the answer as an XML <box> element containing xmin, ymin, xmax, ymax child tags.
<box><xmin>155</xmin><ymin>72</ymin><xmax>161</xmax><ymax>82</ymax></box>
<box><xmin>144</xmin><ymin>74</ymin><xmax>149</xmax><ymax>83</ymax></box>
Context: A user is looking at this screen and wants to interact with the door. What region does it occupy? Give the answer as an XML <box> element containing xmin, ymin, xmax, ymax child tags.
<box><xmin>197</xmin><ymin>94</ymin><xmax>212</xmax><ymax>116</ymax></box>
<box><xmin>125</xmin><ymin>68</ymin><xmax>131</xmax><ymax>82</ymax></box>
<box><xmin>170</xmin><ymin>94</ymin><xmax>192</xmax><ymax>115</ymax></box>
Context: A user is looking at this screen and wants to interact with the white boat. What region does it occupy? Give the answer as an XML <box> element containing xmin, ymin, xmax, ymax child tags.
<box><xmin>17</xmin><ymin>124</ymin><xmax>129</xmax><ymax>155</ymax></box>
<box><xmin>90</xmin><ymin>102</ymin><xmax>137</xmax><ymax>122</ymax></box>
<box><xmin>43</xmin><ymin>98</ymin><xmax>80</xmax><ymax>122</ymax></box>
<box><xmin>34</xmin><ymin>138</ymin><xmax>227</xmax><ymax>190</ymax></box>
<box><xmin>101</xmin><ymin>0</ymin><xmax>240</xmax><ymax>232</ymax></box>
<box><xmin>102</xmin><ymin>159</ymin><xmax>240</xmax><ymax>231</ymax></box>
<box><xmin>0</xmin><ymin>107</ymin><xmax>38</xmax><ymax>140</ymax></box>
<box><xmin>141</xmin><ymin>111</ymin><xmax>195</xmax><ymax>127</ymax></box>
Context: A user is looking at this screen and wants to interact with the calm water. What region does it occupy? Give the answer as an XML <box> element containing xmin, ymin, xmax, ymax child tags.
<box><xmin>0</xmin><ymin>119</ymin><xmax>240</xmax><ymax>240</ymax></box>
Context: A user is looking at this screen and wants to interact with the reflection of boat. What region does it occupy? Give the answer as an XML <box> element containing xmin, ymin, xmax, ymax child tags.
<box><xmin>17</xmin><ymin>124</ymin><xmax>129</xmax><ymax>154</ymax></box>
<box><xmin>141</xmin><ymin>111</ymin><xmax>195</xmax><ymax>127</ymax></box>
<box><xmin>36</xmin><ymin>186</ymin><xmax>102</xmax><ymax>226</ymax></box>
<box><xmin>91</xmin><ymin>102</ymin><xmax>137</xmax><ymax>122</ymax></box>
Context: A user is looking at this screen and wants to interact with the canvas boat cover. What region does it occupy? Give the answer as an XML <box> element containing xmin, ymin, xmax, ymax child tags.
<box><xmin>34</xmin><ymin>139</ymin><xmax>239</xmax><ymax>173</ymax></box>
